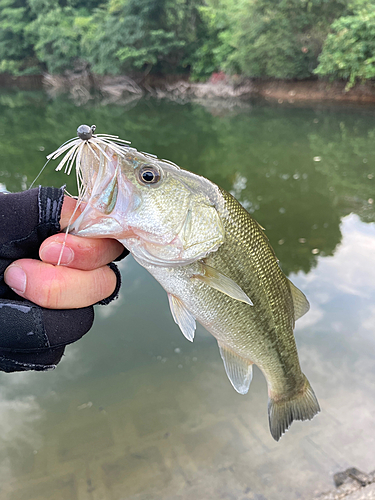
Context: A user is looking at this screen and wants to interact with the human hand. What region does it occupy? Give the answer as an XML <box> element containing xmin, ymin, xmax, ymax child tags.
<box><xmin>0</xmin><ymin>187</ymin><xmax>128</xmax><ymax>372</ymax></box>
<box><xmin>5</xmin><ymin>196</ymin><xmax>125</xmax><ymax>308</ymax></box>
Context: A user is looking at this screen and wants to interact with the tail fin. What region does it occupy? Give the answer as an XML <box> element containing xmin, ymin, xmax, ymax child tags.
<box><xmin>268</xmin><ymin>374</ymin><xmax>320</xmax><ymax>441</ymax></box>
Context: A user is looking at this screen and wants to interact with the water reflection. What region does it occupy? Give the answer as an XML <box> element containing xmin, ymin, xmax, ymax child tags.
<box><xmin>1</xmin><ymin>93</ymin><xmax>374</xmax><ymax>278</ymax></box>
<box><xmin>0</xmin><ymin>93</ymin><xmax>374</xmax><ymax>499</ymax></box>
<box><xmin>295</xmin><ymin>214</ymin><xmax>375</xmax><ymax>351</ymax></box>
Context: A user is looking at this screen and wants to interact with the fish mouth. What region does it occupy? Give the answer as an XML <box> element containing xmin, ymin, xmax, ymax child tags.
<box><xmin>69</xmin><ymin>204</ymin><xmax>127</xmax><ymax>239</ymax></box>
<box><xmin>69</xmin><ymin>158</ymin><xmax>136</xmax><ymax>239</ymax></box>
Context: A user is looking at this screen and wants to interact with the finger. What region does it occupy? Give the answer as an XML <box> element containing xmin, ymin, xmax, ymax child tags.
<box><xmin>39</xmin><ymin>233</ymin><xmax>125</xmax><ymax>270</ymax></box>
<box><xmin>59</xmin><ymin>196</ymin><xmax>85</xmax><ymax>229</ymax></box>
<box><xmin>4</xmin><ymin>259</ymin><xmax>117</xmax><ymax>309</ymax></box>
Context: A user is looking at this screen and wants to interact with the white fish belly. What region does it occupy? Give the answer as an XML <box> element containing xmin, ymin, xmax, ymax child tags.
<box><xmin>145</xmin><ymin>262</ymin><xmax>283</xmax><ymax>365</ymax></box>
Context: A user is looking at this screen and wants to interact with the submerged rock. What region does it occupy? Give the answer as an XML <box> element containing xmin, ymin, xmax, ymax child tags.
<box><xmin>316</xmin><ymin>468</ymin><xmax>375</xmax><ymax>500</ymax></box>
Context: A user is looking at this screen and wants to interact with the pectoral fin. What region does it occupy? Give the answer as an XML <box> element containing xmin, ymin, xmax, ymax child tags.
<box><xmin>168</xmin><ymin>294</ymin><xmax>196</xmax><ymax>342</ymax></box>
<box><xmin>288</xmin><ymin>279</ymin><xmax>310</xmax><ymax>321</ymax></box>
<box><xmin>192</xmin><ymin>262</ymin><xmax>253</xmax><ymax>306</ymax></box>
<box><xmin>218</xmin><ymin>341</ymin><xmax>253</xmax><ymax>395</ymax></box>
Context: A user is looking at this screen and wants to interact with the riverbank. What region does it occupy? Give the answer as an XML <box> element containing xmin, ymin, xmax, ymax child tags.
<box><xmin>251</xmin><ymin>79</ymin><xmax>375</xmax><ymax>104</ymax></box>
<box><xmin>2</xmin><ymin>72</ymin><xmax>375</xmax><ymax>104</ymax></box>
<box><xmin>43</xmin><ymin>72</ymin><xmax>375</xmax><ymax>105</ymax></box>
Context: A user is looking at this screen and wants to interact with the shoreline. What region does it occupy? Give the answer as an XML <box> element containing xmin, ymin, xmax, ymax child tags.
<box><xmin>252</xmin><ymin>79</ymin><xmax>375</xmax><ymax>104</ymax></box>
<box><xmin>1</xmin><ymin>72</ymin><xmax>375</xmax><ymax>105</ymax></box>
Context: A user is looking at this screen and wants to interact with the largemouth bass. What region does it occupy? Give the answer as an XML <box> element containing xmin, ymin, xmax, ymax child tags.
<box><xmin>49</xmin><ymin>125</ymin><xmax>320</xmax><ymax>441</ymax></box>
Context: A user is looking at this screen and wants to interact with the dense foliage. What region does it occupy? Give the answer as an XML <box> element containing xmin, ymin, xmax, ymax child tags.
<box><xmin>315</xmin><ymin>3</ymin><xmax>375</xmax><ymax>88</ymax></box>
<box><xmin>83</xmin><ymin>0</ymin><xmax>208</xmax><ymax>75</ymax></box>
<box><xmin>211</xmin><ymin>0</ymin><xmax>350</xmax><ymax>79</ymax></box>
<box><xmin>1</xmin><ymin>0</ymin><xmax>375</xmax><ymax>86</ymax></box>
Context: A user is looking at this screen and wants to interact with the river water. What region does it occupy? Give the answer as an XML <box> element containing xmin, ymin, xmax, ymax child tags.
<box><xmin>0</xmin><ymin>92</ymin><xmax>374</xmax><ymax>500</ymax></box>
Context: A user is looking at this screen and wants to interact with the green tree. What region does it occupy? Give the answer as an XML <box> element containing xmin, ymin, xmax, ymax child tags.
<box><xmin>215</xmin><ymin>0</ymin><xmax>350</xmax><ymax>79</ymax></box>
<box><xmin>0</xmin><ymin>0</ymin><xmax>36</xmax><ymax>74</ymax></box>
<box><xmin>0</xmin><ymin>0</ymin><xmax>102</xmax><ymax>75</ymax></box>
<box><xmin>314</xmin><ymin>5</ymin><xmax>375</xmax><ymax>88</ymax></box>
<box><xmin>1</xmin><ymin>0</ymin><xmax>372</xmax><ymax>82</ymax></box>
<box><xmin>25</xmin><ymin>0</ymin><xmax>98</xmax><ymax>74</ymax></box>
<box><xmin>187</xmin><ymin>0</ymin><xmax>235</xmax><ymax>79</ymax></box>
<box><xmin>26</xmin><ymin>7</ymin><xmax>82</xmax><ymax>73</ymax></box>
<box><xmin>83</xmin><ymin>0</ymin><xmax>208</xmax><ymax>75</ymax></box>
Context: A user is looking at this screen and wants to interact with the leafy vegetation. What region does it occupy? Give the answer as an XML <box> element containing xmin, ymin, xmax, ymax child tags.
<box><xmin>211</xmin><ymin>0</ymin><xmax>350</xmax><ymax>79</ymax></box>
<box><xmin>0</xmin><ymin>0</ymin><xmax>35</xmax><ymax>74</ymax></box>
<box><xmin>315</xmin><ymin>4</ymin><xmax>375</xmax><ymax>88</ymax></box>
<box><xmin>1</xmin><ymin>0</ymin><xmax>375</xmax><ymax>86</ymax></box>
<box><xmin>83</xmin><ymin>0</ymin><xmax>207</xmax><ymax>75</ymax></box>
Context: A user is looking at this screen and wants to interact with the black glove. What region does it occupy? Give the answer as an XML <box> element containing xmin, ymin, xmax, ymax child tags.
<box><xmin>0</xmin><ymin>186</ymin><xmax>123</xmax><ymax>373</ymax></box>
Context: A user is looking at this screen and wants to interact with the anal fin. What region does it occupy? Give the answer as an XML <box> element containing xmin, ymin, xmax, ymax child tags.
<box><xmin>192</xmin><ymin>262</ymin><xmax>253</xmax><ymax>306</ymax></box>
<box><xmin>288</xmin><ymin>279</ymin><xmax>310</xmax><ymax>322</ymax></box>
<box><xmin>168</xmin><ymin>293</ymin><xmax>196</xmax><ymax>342</ymax></box>
<box><xmin>218</xmin><ymin>341</ymin><xmax>253</xmax><ymax>395</ymax></box>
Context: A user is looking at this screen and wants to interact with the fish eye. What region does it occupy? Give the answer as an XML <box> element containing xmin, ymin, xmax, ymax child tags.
<box><xmin>136</xmin><ymin>164</ymin><xmax>162</xmax><ymax>186</ymax></box>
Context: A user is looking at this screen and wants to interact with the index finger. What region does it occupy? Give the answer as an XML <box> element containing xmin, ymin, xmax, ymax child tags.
<box><xmin>59</xmin><ymin>196</ymin><xmax>86</xmax><ymax>229</ymax></box>
<box><xmin>43</xmin><ymin>195</ymin><xmax>126</xmax><ymax>270</ymax></box>
<box><xmin>40</xmin><ymin>234</ymin><xmax>125</xmax><ymax>271</ymax></box>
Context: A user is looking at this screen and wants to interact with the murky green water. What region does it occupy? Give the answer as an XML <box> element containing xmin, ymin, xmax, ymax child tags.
<box><xmin>0</xmin><ymin>91</ymin><xmax>374</xmax><ymax>500</ymax></box>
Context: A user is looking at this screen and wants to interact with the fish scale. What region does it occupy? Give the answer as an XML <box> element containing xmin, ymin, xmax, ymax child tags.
<box><xmin>143</xmin><ymin>188</ymin><xmax>319</xmax><ymax>440</ymax></box>
<box><xmin>154</xmin><ymin>189</ymin><xmax>301</xmax><ymax>391</ymax></box>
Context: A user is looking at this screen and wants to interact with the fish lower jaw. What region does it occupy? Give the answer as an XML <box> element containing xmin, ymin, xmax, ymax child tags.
<box><xmin>70</xmin><ymin>216</ymin><xmax>131</xmax><ymax>239</ymax></box>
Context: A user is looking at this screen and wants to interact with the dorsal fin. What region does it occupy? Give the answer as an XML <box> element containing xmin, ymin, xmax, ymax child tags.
<box><xmin>288</xmin><ymin>279</ymin><xmax>310</xmax><ymax>321</ymax></box>
<box><xmin>218</xmin><ymin>341</ymin><xmax>253</xmax><ymax>395</ymax></box>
